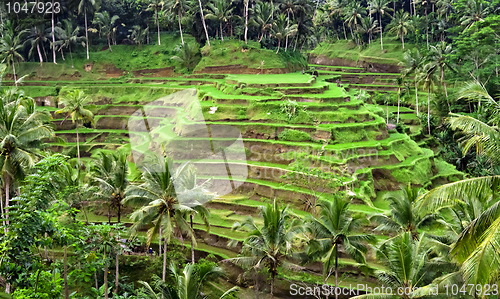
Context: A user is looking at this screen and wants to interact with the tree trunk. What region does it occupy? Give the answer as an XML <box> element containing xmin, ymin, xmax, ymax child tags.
<box><xmin>415</xmin><ymin>80</ymin><xmax>419</xmax><ymax>116</ymax></box>
<box><xmin>178</xmin><ymin>11</ymin><xmax>184</xmax><ymax>45</ymax></box>
<box><xmin>4</xmin><ymin>174</ymin><xmax>10</xmax><ymax>228</ymax></box>
<box><xmin>37</xmin><ymin>43</ymin><xmax>44</xmax><ymax>65</ymax></box>
<box><xmin>114</xmin><ymin>253</ymin><xmax>119</xmax><ymax>295</ymax></box>
<box><xmin>397</xmin><ymin>87</ymin><xmax>401</xmax><ymax>123</ymax></box>
<box><xmin>220</xmin><ymin>22</ymin><xmax>224</xmax><ymax>41</ymax></box>
<box><xmin>85</xmin><ymin>7</ymin><xmax>90</xmax><ymax>60</ymax></box>
<box><xmin>117</xmin><ymin>203</ymin><xmax>121</xmax><ymax>223</ymax></box>
<box><xmin>64</xmin><ymin>246</ymin><xmax>69</xmax><ymax>299</ymax></box>
<box><xmin>379</xmin><ymin>14</ymin><xmax>383</xmax><ymax>50</ymax></box>
<box><xmin>12</xmin><ymin>62</ymin><xmax>17</xmax><ymax>87</ymax></box>
<box><xmin>190</xmin><ymin>215</ymin><xmax>195</xmax><ymax>264</ymax></box>
<box><xmin>198</xmin><ymin>0</ymin><xmax>211</xmax><ymax>46</ymax></box>
<box><xmin>401</xmin><ymin>35</ymin><xmax>405</xmax><ymax>49</ymax></box>
<box><xmin>76</xmin><ymin>126</ymin><xmax>81</xmax><ymax>165</ymax></box>
<box><xmin>52</xmin><ymin>1</ymin><xmax>57</xmax><ymax>64</ymax></box>
<box><xmin>162</xmin><ymin>241</ymin><xmax>167</xmax><ymax>282</ymax></box>
<box><xmin>157</xmin><ymin>11</ymin><xmax>161</xmax><ymax>45</ymax></box>
<box><xmin>427</xmin><ymin>86</ymin><xmax>431</xmax><ymax>135</ymax></box>
<box><xmin>276</xmin><ymin>39</ymin><xmax>281</xmax><ymax>54</ymax></box>
<box><xmin>244</xmin><ymin>0</ymin><xmax>249</xmax><ymax>44</ymax></box>
<box><xmin>335</xmin><ymin>245</ymin><xmax>339</xmax><ymax>299</ymax></box>
<box><xmin>159</xmin><ymin>227</ymin><xmax>162</xmax><ymax>259</ymax></box>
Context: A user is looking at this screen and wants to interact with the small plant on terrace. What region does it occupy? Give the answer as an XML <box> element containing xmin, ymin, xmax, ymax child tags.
<box><xmin>280</xmin><ymin>99</ymin><xmax>299</xmax><ymax>120</ymax></box>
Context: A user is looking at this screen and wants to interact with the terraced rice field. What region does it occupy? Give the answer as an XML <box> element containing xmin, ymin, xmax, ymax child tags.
<box><xmin>17</xmin><ymin>64</ymin><xmax>462</xmax><ymax>287</ymax></box>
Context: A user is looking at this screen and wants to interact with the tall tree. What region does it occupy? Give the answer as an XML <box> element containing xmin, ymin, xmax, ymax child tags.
<box><xmin>251</xmin><ymin>2</ymin><xmax>274</xmax><ymax>42</ymax></box>
<box><xmin>230</xmin><ymin>199</ymin><xmax>301</xmax><ymax>295</ymax></box>
<box><xmin>0</xmin><ymin>22</ymin><xmax>25</xmax><ymax>86</ymax></box>
<box><xmin>77</xmin><ymin>0</ymin><xmax>100</xmax><ymax>60</ymax></box>
<box><xmin>401</xmin><ymin>48</ymin><xmax>424</xmax><ymax>116</ymax></box>
<box><xmin>428</xmin><ymin>41</ymin><xmax>455</xmax><ymax>99</ymax></box>
<box><xmin>197</xmin><ymin>0</ymin><xmax>211</xmax><ymax>46</ymax></box>
<box><xmin>460</xmin><ymin>0</ymin><xmax>490</xmax><ymax>29</ymax></box>
<box><xmin>357</xmin><ymin>16</ymin><xmax>379</xmax><ymax>45</ymax></box>
<box><xmin>56</xmin><ymin>89</ymin><xmax>95</xmax><ymax>164</ymax></box>
<box><xmin>149</xmin><ymin>0</ymin><xmax>166</xmax><ymax>45</ymax></box>
<box><xmin>271</xmin><ymin>13</ymin><xmax>298</xmax><ymax>53</ymax></box>
<box><xmin>25</xmin><ymin>26</ymin><xmax>48</xmax><ymax>66</ymax></box>
<box><xmin>205</xmin><ymin>0</ymin><xmax>234</xmax><ymax>41</ymax></box>
<box><xmin>54</xmin><ymin>19</ymin><xmax>85</xmax><ymax>67</ymax></box>
<box><xmin>416</xmin><ymin>62</ymin><xmax>439</xmax><ymax>135</ymax></box>
<box><xmin>93</xmin><ymin>11</ymin><xmax>120</xmax><ymax>51</ymax></box>
<box><xmin>387</xmin><ymin>10</ymin><xmax>413</xmax><ymax>49</ymax></box>
<box><xmin>307</xmin><ymin>198</ymin><xmax>374</xmax><ymax>299</ymax></box>
<box><xmin>368</xmin><ymin>0</ymin><xmax>393</xmax><ymax>50</ymax></box>
<box><xmin>92</xmin><ymin>149</ymin><xmax>129</xmax><ymax>223</ymax></box>
<box><xmin>344</xmin><ymin>2</ymin><xmax>366</xmax><ymax>44</ymax></box>
<box><xmin>0</xmin><ymin>89</ymin><xmax>54</xmax><ymax>226</ymax></box>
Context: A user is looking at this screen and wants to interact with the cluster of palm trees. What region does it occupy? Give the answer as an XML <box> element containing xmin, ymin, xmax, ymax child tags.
<box><xmin>398</xmin><ymin>42</ymin><xmax>455</xmax><ymax>134</ymax></box>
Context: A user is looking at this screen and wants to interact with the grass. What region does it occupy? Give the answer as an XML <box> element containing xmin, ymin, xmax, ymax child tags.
<box><xmin>311</xmin><ymin>39</ymin><xmax>410</xmax><ymax>65</ymax></box>
<box><xmin>226</xmin><ymin>72</ymin><xmax>314</xmax><ymax>85</ymax></box>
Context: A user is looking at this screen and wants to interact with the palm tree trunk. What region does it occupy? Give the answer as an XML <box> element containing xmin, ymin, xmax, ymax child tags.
<box><xmin>104</xmin><ymin>260</ymin><xmax>109</xmax><ymax>299</ymax></box>
<box><xmin>414</xmin><ymin>80</ymin><xmax>419</xmax><ymax>116</ymax></box>
<box><xmin>4</xmin><ymin>174</ymin><xmax>10</xmax><ymax>228</ymax></box>
<box><xmin>157</xmin><ymin>11</ymin><xmax>161</xmax><ymax>45</ymax></box>
<box><xmin>190</xmin><ymin>215</ymin><xmax>195</xmax><ymax>264</ymax></box>
<box><xmin>76</xmin><ymin>126</ymin><xmax>81</xmax><ymax>165</ymax></box>
<box><xmin>159</xmin><ymin>227</ymin><xmax>162</xmax><ymax>259</ymax></box>
<box><xmin>220</xmin><ymin>23</ymin><xmax>224</xmax><ymax>41</ymax></box>
<box><xmin>52</xmin><ymin>1</ymin><xmax>57</xmax><ymax>64</ymax></box>
<box><xmin>178</xmin><ymin>12</ymin><xmax>184</xmax><ymax>45</ymax></box>
<box><xmin>117</xmin><ymin>203</ymin><xmax>121</xmax><ymax>223</ymax></box>
<box><xmin>342</xmin><ymin>23</ymin><xmax>347</xmax><ymax>40</ymax></box>
<box><xmin>37</xmin><ymin>43</ymin><xmax>44</xmax><ymax>65</ymax></box>
<box><xmin>427</xmin><ymin>86</ymin><xmax>431</xmax><ymax>135</ymax></box>
<box><xmin>64</xmin><ymin>246</ymin><xmax>69</xmax><ymax>299</ymax></box>
<box><xmin>335</xmin><ymin>245</ymin><xmax>339</xmax><ymax>299</ymax></box>
<box><xmin>397</xmin><ymin>87</ymin><xmax>401</xmax><ymax>123</ymax></box>
<box><xmin>379</xmin><ymin>14</ymin><xmax>383</xmax><ymax>50</ymax></box>
<box><xmin>114</xmin><ymin>253</ymin><xmax>119</xmax><ymax>295</ymax></box>
<box><xmin>85</xmin><ymin>7</ymin><xmax>90</xmax><ymax>60</ymax></box>
<box><xmin>162</xmin><ymin>241</ymin><xmax>167</xmax><ymax>282</ymax></box>
<box><xmin>12</xmin><ymin>62</ymin><xmax>17</xmax><ymax>87</ymax></box>
<box><xmin>198</xmin><ymin>0</ymin><xmax>211</xmax><ymax>46</ymax></box>
<box><xmin>401</xmin><ymin>35</ymin><xmax>405</xmax><ymax>49</ymax></box>
<box><xmin>244</xmin><ymin>0</ymin><xmax>249</xmax><ymax>44</ymax></box>
<box><xmin>276</xmin><ymin>39</ymin><xmax>281</xmax><ymax>54</ymax></box>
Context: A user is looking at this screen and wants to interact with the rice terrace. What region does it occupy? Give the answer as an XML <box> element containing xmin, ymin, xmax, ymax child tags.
<box><xmin>0</xmin><ymin>0</ymin><xmax>498</xmax><ymax>298</ymax></box>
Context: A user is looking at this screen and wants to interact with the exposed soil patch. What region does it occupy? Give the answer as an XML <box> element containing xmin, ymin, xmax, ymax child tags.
<box><xmin>132</xmin><ymin>67</ymin><xmax>175</xmax><ymax>77</ymax></box>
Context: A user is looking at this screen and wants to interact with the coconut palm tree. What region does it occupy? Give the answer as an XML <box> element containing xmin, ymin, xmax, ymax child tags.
<box><xmin>356</xmin><ymin>16</ymin><xmax>379</xmax><ymax>45</ymax></box>
<box><xmin>166</xmin><ymin>0</ymin><xmax>190</xmax><ymax>45</ymax></box>
<box><xmin>0</xmin><ymin>22</ymin><xmax>25</xmax><ymax>86</ymax></box>
<box><xmin>148</xmin><ymin>0</ymin><xmax>166</xmax><ymax>45</ymax></box>
<box><xmin>251</xmin><ymin>2</ymin><xmax>274</xmax><ymax>42</ymax></box>
<box><xmin>368</xmin><ymin>0</ymin><xmax>393</xmax><ymax>50</ymax></box>
<box><xmin>138</xmin><ymin>262</ymin><xmax>238</xmax><ymax>299</ymax></box>
<box><xmin>344</xmin><ymin>2</ymin><xmax>366</xmax><ymax>44</ymax></box>
<box><xmin>387</xmin><ymin>10</ymin><xmax>413</xmax><ymax>49</ymax></box>
<box><xmin>55</xmin><ymin>19</ymin><xmax>85</xmax><ymax>67</ymax></box>
<box><xmin>229</xmin><ymin>199</ymin><xmax>301</xmax><ymax>295</ymax></box>
<box><xmin>271</xmin><ymin>13</ymin><xmax>298</xmax><ymax>53</ymax></box>
<box><xmin>306</xmin><ymin>198</ymin><xmax>374</xmax><ymax>298</ymax></box>
<box><xmin>416</xmin><ymin>62</ymin><xmax>439</xmax><ymax>135</ymax></box>
<box><xmin>196</xmin><ymin>0</ymin><xmax>210</xmax><ymax>46</ymax></box>
<box><xmin>0</xmin><ymin>89</ymin><xmax>54</xmax><ymax>225</ymax></box>
<box><xmin>77</xmin><ymin>0</ymin><xmax>100</xmax><ymax>60</ymax></box>
<box><xmin>401</xmin><ymin>48</ymin><xmax>424</xmax><ymax>116</ymax></box>
<box><xmin>91</xmin><ymin>149</ymin><xmax>129</xmax><ymax>223</ymax></box>
<box><xmin>428</xmin><ymin>42</ymin><xmax>455</xmax><ymax>99</ymax></box>
<box><xmin>25</xmin><ymin>26</ymin><xmax>48</xmax><ymax>66</ymax></box>
<box><xmin>371</xmin><ymin>185</ymin><xmax>435</xmax><ymax>239</ymax></box>
<box><xmin>352</xmin><ymin>233</ymin><xmax>437</xmax><ymax>298</ymax></box>
<box><xmin>123</xmin><ymin>158</ymin><xmax>210</xmax><ymax>281</ymax></box>
<box><xmin>93</xmin><ymin>11</ymin><xmax>120</xmax><ymax>51</ymax></box>
<box><xmin>205</xmin><ymin>0</ymin><xmax>234</xmax><ymax>41</ymax></box>
<box><xmin>460</xmin><ymin>0</ymin><xmax>490</xmax><ymax>29</ymax></box>
<box><xmin>56</xmin><ymin>89</ymin><xmax>95</xmax><ymax>165</ymax></box>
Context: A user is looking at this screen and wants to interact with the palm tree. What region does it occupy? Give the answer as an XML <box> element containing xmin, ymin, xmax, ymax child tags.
<box><xmin>171</xmin><ymin>42</ymin><xmax>201</xmax><ymax>72</ymax></box>
<box><xmin>387</xmin><ymin>10</ymin><xmax>413</xmax><ymax>49</ymax></box>
<box><xmin>370</xmin><ymin>185</ymin><xmax>434</xmax><ymax>239</ymax></box>
<box><xmin>416</xmin><ymin>62</ymin><xmax>439</xmax><ymax>135</ymax></box>
<box><xmin>307</xmin><ymin>198</ymin><xmax>374</xmax><ymax>299</ymax></box>
<box><xmin>356</xmin><ymin>16</ymin><xmax>379</xmax><ymax>45</ymax></box>
<box><xmin>77</xmin><ymin>0</ymin><xmax>100</xmax><ymax>60</ymax></box>
<box><xmin>368</xmin><ymin>0</ymin><xmax>393</xmax><ymax>50</ymax></box>
<box><xmin>196</xmin><ymin>0</ymin><xmax>211</xmax><ymax>46</ymax></box>
<box><xmin>460</xmin><ymin>0</ymin><xmax>490</xmax><ymax>29</ymax></box>
<box><xmin>352</xmin><ymin>233</ymin><xmax>436</xmax><ymax>298</ymax></box>
<box><xmin>401</xmin><ymin>48</ymin><xmax>424</xmax><ymax>116</ymax></box>
<box><xmin>54</xmin><ymin>20</ymin><xmax>85</xmax><ymax>67</ymax></box>
<box><xmin>166</xmin><ymin>0</ymin><xmax>191</xmax><ymax>45</ymax></box>
<box><xmin>271</xmin><ymin>13</ymin><xmax>298</xmax><ymax>53</ymax></box>
<box><xmin>93</xmin><ymin>11</ymin><xmax>120</xmax><ymax>51</ymax></box>
<box><xmin>138</xmin><ymin>262</ymin><xmax>238</xmax><ymax>299</ymax></box>
<box><xmin>428</xmin><ymin>42</ymin><xmax>455</xmax><ymax>99</ymax></box>
<box><xmin>148</xmin><ymin>0</ymin><xmax>166</xmax><ymax>45</ymax></box>
<box><xmin>25</xmin><ymin>26</ymin><xmax>48</xmax><ymax>65</ymax></box>
<box><xmin>329</xmin><ymin>0</ymin><xmax>349</xmax><ymax>40</ymax></box>
<box><xmin>251</xmin><ymin>2</ymin><xmax>274</xmax><ymax>42</ymax></box>
<box><xmin>0</xmin><ymin>89</ymin><xmax>54</xmax><ymax>225</ymax></box>
<box><xmin>0</xmin><ymin>22</ymin><xmax>25</xmax><ymax>86</ymax></box>
<box><xmin>92</xmin><ymin>149</ymin><xmax>129</xmax><ymax>223</ymax></box>
<box><xmin>123</xmin><ymin>158</ymin><xmax>209</xmax><ymax>281</ymax></box>
<box><xmin>205</xmin><ymin>0</ymin><xmax>234</xmax><ymax>41</ymax></box>
<box><xmin>56</xmin><ymin>89</ymin><xmax>95</xmax><ymax>164</ymax></box>
<box><xmin>243</xmin><ymin>0</ymin><xmax>250</xmax><ymax>43</ymax></box>
<box><xmin>344</xmin><ymin>2</ymin><xmax>366</xmax><ymax>44</ymax></box>
<box><xmin>229</xmin><ymin>199</ymin><xmax>301</xmax><ymax>295</ymax></box>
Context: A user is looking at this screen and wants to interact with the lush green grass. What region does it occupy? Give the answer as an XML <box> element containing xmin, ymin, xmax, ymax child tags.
<box><xmin>194</xmin><ymin>39</ymin><xmax>287</xmax><ymax>71</ymax></box>
<box><xmin>311</xmin><ymin>39</ymin><xmax>410</xmax><ymax>65</ymax></box>
<box><xmin>226</xmin><ymin>72</ymin><xmax>314</xmax><ymax>85</ymax></box>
